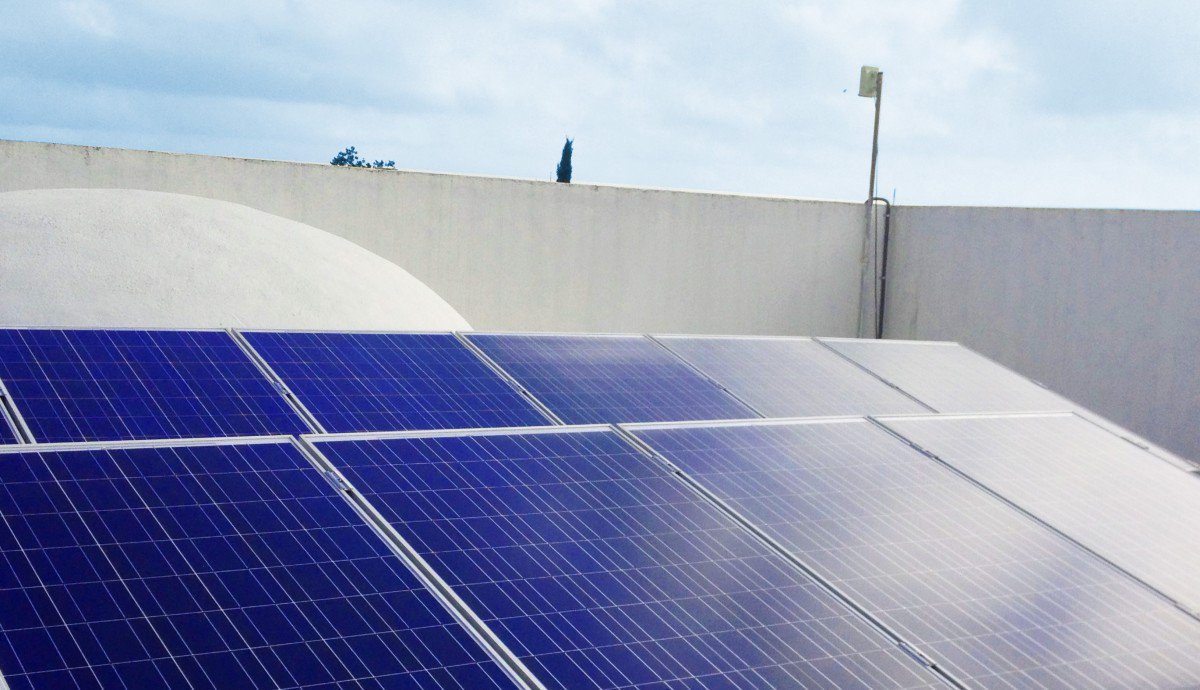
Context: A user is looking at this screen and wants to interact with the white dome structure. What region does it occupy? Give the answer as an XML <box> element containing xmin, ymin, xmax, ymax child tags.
<box><xmin>0</xmin><ymin>188</ymin><xmax>470</xmax><ymax>330</ymax></box>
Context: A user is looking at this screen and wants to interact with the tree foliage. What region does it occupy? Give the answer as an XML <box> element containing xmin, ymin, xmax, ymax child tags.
<box><xmin>330</xmin><ymin>146</ymin><xmax>395</xmax><ymax>169</ymax></box>
<box><xmin>556</xmin><ymin>137</ymin><xmax>573</xmax><ymax>183</ymax></box>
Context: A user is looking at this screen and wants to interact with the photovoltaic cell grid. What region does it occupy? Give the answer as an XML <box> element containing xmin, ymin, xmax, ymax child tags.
<box><xmin>466</xmin><ymin>334</ymin><xmax>758</xmax><ymax>424</ymax></box>
<box><xmin>316</xmin><ymin>429</ymin><xmax>943</xmax><ymax>690</ymax></box>
<box><xmin>241</xmin><ymin>331</ymin><xmax>552</xmax><ymax>433</ymax></box>
<box><xmin>656</xmin><ymin>336</ymin><xmax>929</xmax><ymax>417</ymax></box>
<box><xmin>0</xmin><ymin>440</ymin><xmax>518</xmax><ymax>690</ymax></box>
<box><xmin>881</xmin><ymin>413</ymin><xmax>1200</xmax><ymax>614</ymax></box>
<box><xmin>0</xmin><ymin>404</ymin><xmax>18</xmax><ymax>445</ymax></box>
<box><xmin>818</xmin><ymin>340</ymin><xmax>1070</xmax><ymax>414</ymax></box>
<box><xmin>0</xmin><ymin>329</ymin><xmax>309</xmax><ymax>443</ymax></box>
<box><xmin>629</xmin><ymin>420</ymin><xmax>1200</xmax><ymax>689</ymax></box>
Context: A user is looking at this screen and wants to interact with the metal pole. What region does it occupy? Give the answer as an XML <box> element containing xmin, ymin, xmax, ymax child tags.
<box><xmin>868</xmin><ymin>196</ymin><xmax>892</xmax><ymax>339</ymax></box>
<box><xmin>867</xmin><ymin>71</ymin><xmax>883</xmax><ymax>200</ymax></box>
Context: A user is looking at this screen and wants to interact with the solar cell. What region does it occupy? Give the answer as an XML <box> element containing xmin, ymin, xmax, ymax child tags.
<box><xmin>628</xmin><ymin>418</ymin><xmax>1200</xmax><ymax>689</ymax></box>
<box><xmin>240</xmin><ymin>331</ymin><xmax>552</xmax><ymax>433</ymax></box>
<box><xmin>313</xmin><ymin>428</ymin><xmax>945</xmax><ymax>690</ymax></box>
<box><xmin>0</xmin><ymin>418</ymin><xmax>16</xmax><ymax>445</ymax></box>
<box><xmin>0</xmin><ymin>329</ymin><xmax>309</xmax><ymax>442</ymax></box>
<box><xmin>0</xmin><ymin>387</ymin><xmax>20</xmax><ymax>445</ymax></box>
<box><xmin>881</xmin><ymin>413</ymin><xmax>1200</xmax><ymax>615</ymax></box>
<box><xmin>466</xmin><ymin>334</ymin><xmax>757</xmax><ymax>424</ymax></box>
<box><xmin>655</xmin><ymin>336</ymin><xmax>928</xmax><ymax>417</ymax></box>
<box><xmin>0</xmin><ymin>438</ymin><xmax>521</xmax><ymax>690</ymax></box>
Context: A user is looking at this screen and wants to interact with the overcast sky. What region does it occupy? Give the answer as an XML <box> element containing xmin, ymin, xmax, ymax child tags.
<box><xmin>3</xmin><ymin>1</ymin><xmax>1197</xmax><ymax>208</ymax></box>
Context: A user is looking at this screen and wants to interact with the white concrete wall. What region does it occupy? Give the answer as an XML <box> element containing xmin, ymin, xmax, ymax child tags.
<box><xmin>0</xmin><ymin>140</ymin><xmax>866</xmax><ymax>337</ymax></box>
<box><xmin>883</xmin><ymin>205</ymin><xmax>1200</xmax><ymax>460</ymax></box>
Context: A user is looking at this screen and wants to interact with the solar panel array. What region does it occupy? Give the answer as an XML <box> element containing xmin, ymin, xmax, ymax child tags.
<box><xmin>0</xmin><ymin>439</ymin><xmax>519</xmax><ymax>690</ymax></box>
<box><xmin>655</xmin><ymin>336</ymin><xmax>929</xmax><ymax>417</ymax></box>
<box><xmin>313</xmin><ymin>429</ymin><xmax>944</xmax><ymax>690</ymax></box>
<box><xmin>629</xmin><ymin>419</ymin><xmax>1200</xmax><ymax>689</ymax></box>
<box><xmin>241</xmin><ymin>331</ymin><xmax>551</xmax><ymax>433</ymax></box>
<box><xmin>0</xmin><ymin>326</ymin><xmax>1196</xmax><ymax>689</ymax></box>
<box><xmin>466</xmin><ymin>334</ymin><xmax>758</xmax><ymax>424</ymax></box>
<box><xmin>0</xmin><ymin>329</ymin><xmax>309</xmax><ymax>443</ymax></box>
<box><xmin>881</xmin><ymin>413</ymin><xmax>1200</xmax><ymax>614</ymax></box>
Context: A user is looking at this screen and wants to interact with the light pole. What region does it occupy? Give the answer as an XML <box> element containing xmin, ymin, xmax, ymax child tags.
<box><xmin>859</xmin><ymin>65</ymin><xmax>883</xmax><ymax>199</ymax></box>
<box><xmin>859</xmin><ymin>66</ymin><xmax>889</xmax><ymax>339</ymax></box>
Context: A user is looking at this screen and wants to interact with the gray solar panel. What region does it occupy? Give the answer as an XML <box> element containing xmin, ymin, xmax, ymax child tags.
<box><xmin>655</xmin><ymin>335</ymin><xmax>929</xmax><ymax>417</ymax></box>
<box><xmin>310</xmin><ymin>427</ymin><xmax>948</xmax><ymax>689</ymax></box>
<box><xmin>880</xmin><ymin>412</ymin><xmax>1200</xmax><ymax>616</ymax></box>
<box><xmin>627</xmin><ymin>418</ymin><xmax>1200</xmax><ymax>689</ymax></box>
<box><xmin>0</xmin><ymin>437</ymin><xmax>523</xmax><ymax>690</ymax></box>
<box><xmin>820</xmin><ymin>338</ymin><xmax>1196</xmax><ymax>470</ymax></box>
<box><xmin>818</xmin><ymin>339</ymin><xmax>1070</xmax><ymax>413</ymax></box>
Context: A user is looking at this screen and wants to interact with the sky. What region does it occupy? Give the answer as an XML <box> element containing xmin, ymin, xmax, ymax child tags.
<box><xmin>2</xmin><ymin>0</ymin><xmax>1197</xmax><ymax>209</ymax></box>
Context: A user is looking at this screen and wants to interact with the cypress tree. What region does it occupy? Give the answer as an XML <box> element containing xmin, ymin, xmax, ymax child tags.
<box><xmin>556</xmin><ymin>138</ymin><xmax>573</xmax><ymax>183</ymax></box>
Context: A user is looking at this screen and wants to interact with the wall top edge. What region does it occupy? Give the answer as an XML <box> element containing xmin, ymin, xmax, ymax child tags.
<box><xmin>4</xmin><ymin>139</ymin><xmax>1194</xmax><ymax>214</ymax></box>
<box><xmin>893</xmin><ymin>202</ymin><xmax>1199</xmax><ymax>215</ymax></box>
<box><xmin>0</xmin><ymin>138</ymin><xmax>863</xmax><ymax>207</ymax></box>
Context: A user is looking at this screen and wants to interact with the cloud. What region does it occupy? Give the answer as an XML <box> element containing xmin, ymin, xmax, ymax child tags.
<box><xmin>0</xmin><ymin>0</ymin><xmax>1195</xmax><ymax>208</ymax></box>
<box><xmin>60</xmin><ymin>0</ymin><xmax>116</xmax><ymax>38</ymax></box>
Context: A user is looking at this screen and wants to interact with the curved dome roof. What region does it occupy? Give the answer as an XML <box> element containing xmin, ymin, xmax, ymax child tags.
<box><xmin>0</xmin><ymin>188</ymin><xmax>470</xmax><ymax>330</ymax></box>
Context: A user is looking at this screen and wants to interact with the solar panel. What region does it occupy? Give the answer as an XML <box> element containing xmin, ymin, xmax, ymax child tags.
<box><xmin>880</xmin><ymin>413</ymin><xmax>1200</xmax><ymax>615</ymax></box>
<box><xmin>240</xmin><ymin>331</ymin><xmax>552</xmax><ymax>433</ymax></box>
<box><xmin>465</xmin><ymin>334</ymin><xmax>757</xmax><ymax>424</ymax></box>
<box><xmin>655</xmin><ymin>336</ymin><xmax>929</xmax><ymax>417</ymax></box>
<box><xmin>821</xmin><ymin>339</ymin><xmax>1198</xmax><ymax>470</ymax></box>
<box><xmin>818</xmin><ymin>339</ymin><xmax>1071</xmax><ymax>413</ymax></box>
<box><xmin>0</xmin><ymin>438</ymin><xmax>520</xmax><ymax>690</ymax></box>
<box><xmin>0</xmin><ymin>329</ymin><xmax>310</xmax><ymax>443</ymax></box>
<box><xmin>628</xmin><ymin>418</ymin><xmax>1200</xmax><ymax>689</ymax></box>
<box><xmin>312</xmin><ymin>428</ymin><xmax>945</xmax><ymax>690</ymax></box>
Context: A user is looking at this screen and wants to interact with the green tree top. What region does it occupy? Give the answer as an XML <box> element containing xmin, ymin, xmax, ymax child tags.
<box><xmin>331</xmin><ymin>146</ymin><xmax>395</xmax><ymax>169</ymax></box>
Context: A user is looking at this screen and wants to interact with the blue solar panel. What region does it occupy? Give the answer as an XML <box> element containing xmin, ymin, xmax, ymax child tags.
<box><xmin>0</xmin><ymin>439</ymin><xmax>519</xmax><ymax>690</ymax></box>
<box><xmin>630</xmin><ymin>419</ymin><xmax>1200</xmax><ymax>689</ymax></box>
<box><xmin>314</xmin><ymin>429</ymin><xmax>945</xmax><ymax>690</ymax></box>
<box><xmin>656</xmin><ymin>336</ymin><xmax>929</xmax><ymax>417</ymax></box>
<box><xmin>0</xmin><ymin>329</ymin><xmax>310</xmax><ymax>443</ymax></box>
<box><xmin>241</xmin><ymin>331</ymin><xmax>552</xmax><ymax>433</ymax></box>
<box><xmin>466</xmin><ymin>334</ymin><xmax>757</xmax><ymax>424</ymax></box>
<box><xmin>0</xmin><ymin>396</ymin><xmax>19</xmax><ymax>445</ymax></box>
<box><xmin>880</xmin><ymin>413</ymin><xmax>1200</xmax><ymax>615</ymax></box>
